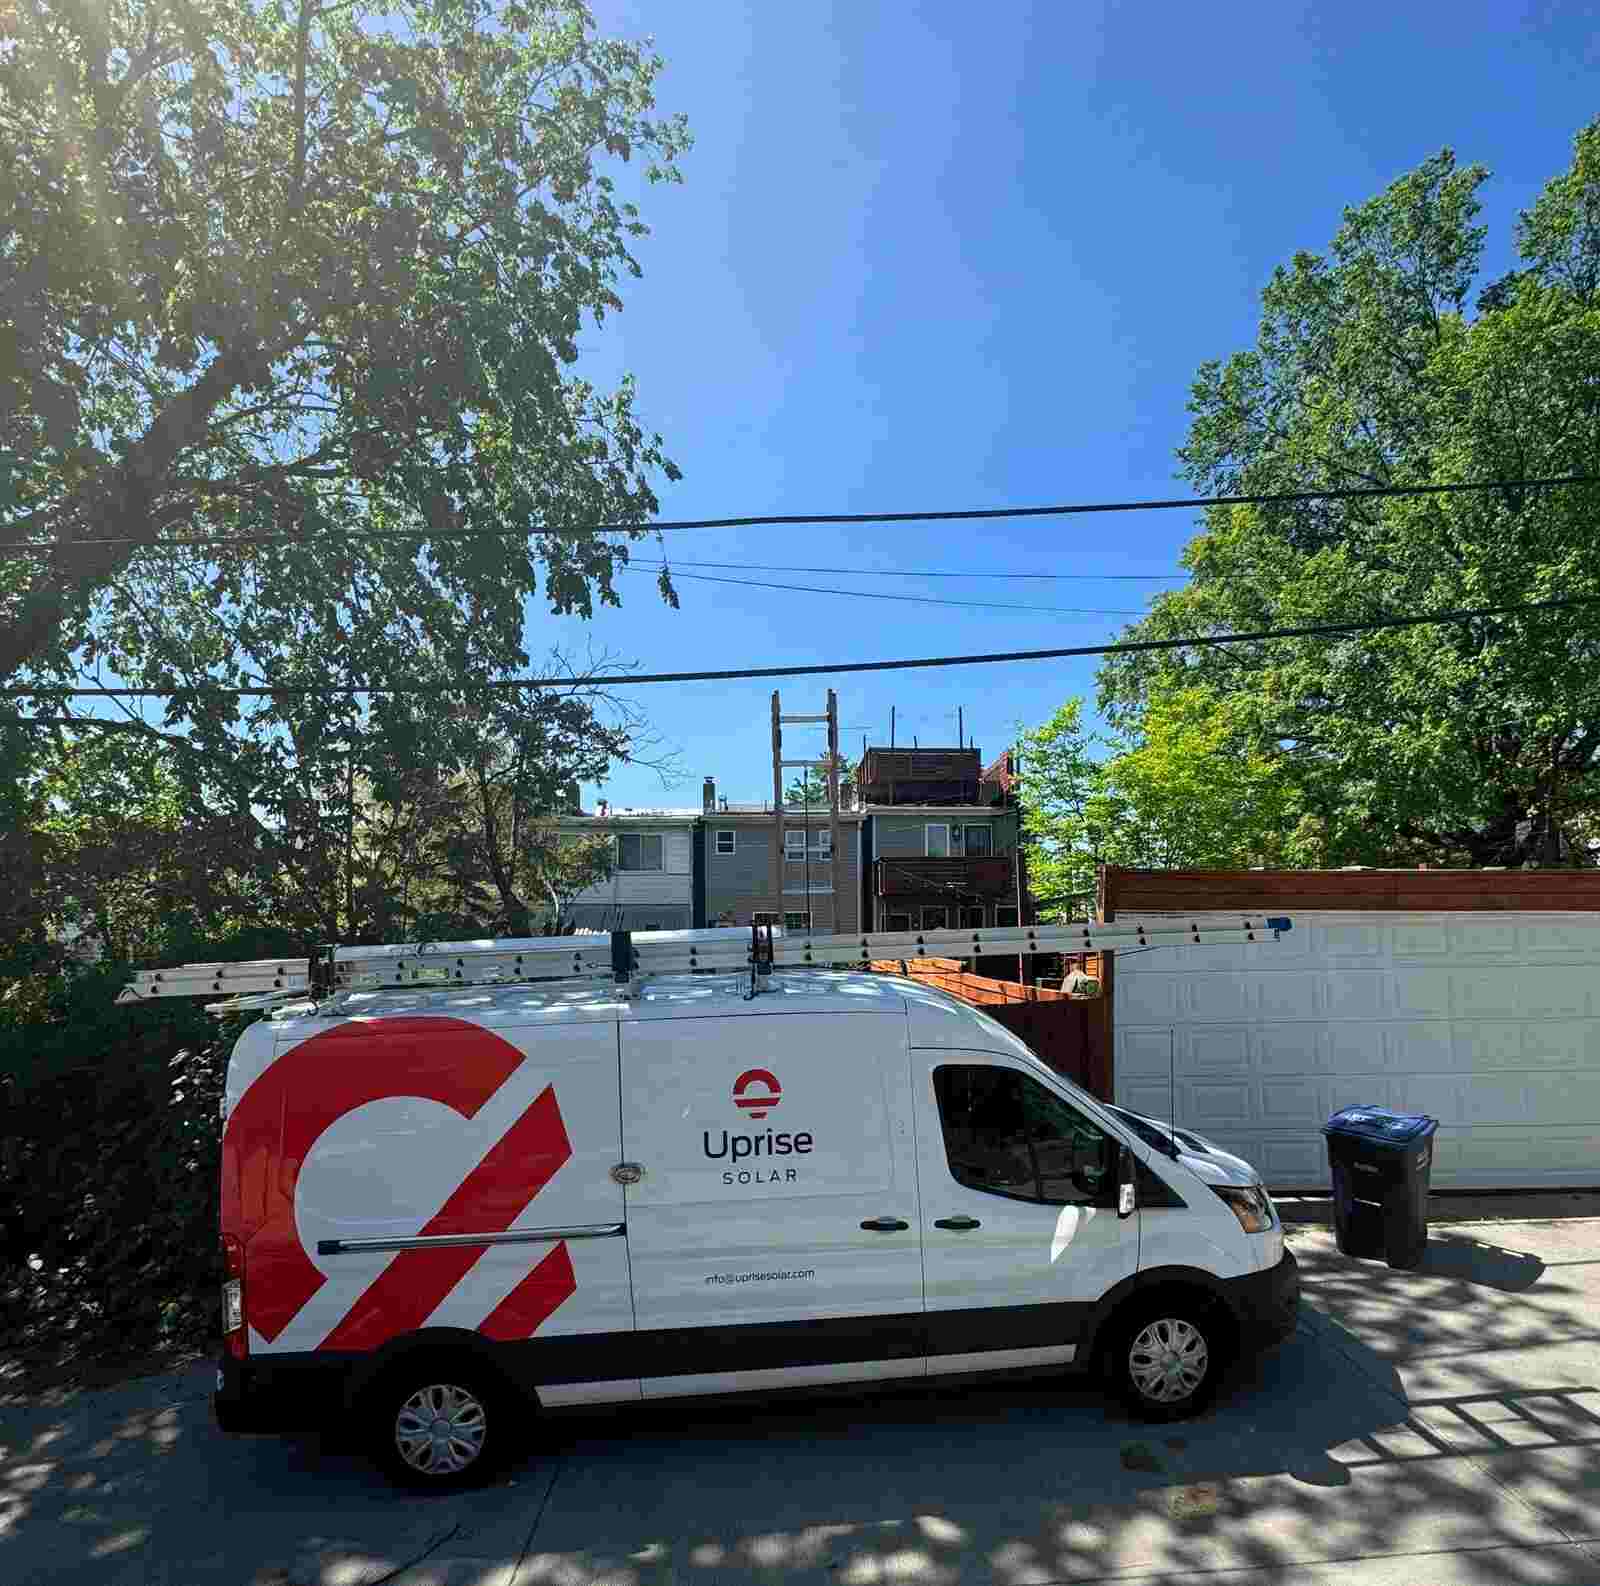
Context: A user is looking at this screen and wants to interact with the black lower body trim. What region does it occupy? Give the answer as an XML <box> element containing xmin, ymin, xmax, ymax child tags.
<box><xmin>215</xmin><ymin>1299</ymin><xmax>1096</xmax><ymax>1435</ymax></box>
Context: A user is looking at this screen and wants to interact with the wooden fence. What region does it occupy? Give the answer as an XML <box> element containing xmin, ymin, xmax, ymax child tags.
<box><xmin>869</xmin><ymin>956</ymin><xmax>1114</xmax><ymax>1100</ymax></box>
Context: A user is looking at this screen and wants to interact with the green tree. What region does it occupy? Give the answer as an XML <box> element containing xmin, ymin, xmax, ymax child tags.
<box><xmin>2</xmin><ymin>0</ymin><xmax>688</xmax><ymax>757</ymax></box>
<box><xmin>1099</xmin><ymin>123</ymin><xmax>1600</xmax><ymax>867</ymax></box>
<box><xmin>1017</xmin><ymin>693</ymin><xmax>1298</xmax><ymax>919</ymax></box>
<box><xmin>783</xmin><ymin>759</ymin><xmax>854</xmax><ymax>807</ymax></box>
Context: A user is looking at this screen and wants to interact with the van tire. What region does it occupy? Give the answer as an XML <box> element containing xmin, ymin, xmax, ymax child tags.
<box><xmin>1105</xmin><ymin>1298</ymin><xmax>1225</xmax><ymax>1422</ymax></box>
<box><xmin>362</xmin><ymin>1356</ymin><xmax>519</xmax><ymax>1492</ymax></box>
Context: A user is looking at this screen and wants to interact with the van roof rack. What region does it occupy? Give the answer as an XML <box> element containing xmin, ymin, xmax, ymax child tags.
<box><xmin>115</xmin><ymin>917</ymin><xmax>1293</xmax><ymax>1015</ymax></box>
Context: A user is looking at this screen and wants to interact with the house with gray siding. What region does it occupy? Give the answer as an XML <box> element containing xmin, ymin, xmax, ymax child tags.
<box><xmin>703</xmin><ymin>805</ymin><xmax>864</xmax><ymax>934</ymax></box>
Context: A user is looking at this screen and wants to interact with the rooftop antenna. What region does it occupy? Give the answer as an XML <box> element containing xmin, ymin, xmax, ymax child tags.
<box><xmin>958</xmin><ymin>705</ymin><xmax>964</xmax><ymax>749</ymax></box>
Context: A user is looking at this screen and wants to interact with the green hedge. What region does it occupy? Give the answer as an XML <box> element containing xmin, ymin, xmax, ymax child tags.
<box><xmin>0</xmin><ymin>931</ymin><xmax>302</xmax><ymax>1376</ymax></box>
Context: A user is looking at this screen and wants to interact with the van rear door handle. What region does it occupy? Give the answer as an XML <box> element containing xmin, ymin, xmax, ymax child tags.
<box><xmin>934</xmin><ymin>1216</ymin><xmax>982</xmax><ymax>1231</ymax></box>
<box><xmin>860</xmin><ymin>1217</ymin><xmax>910</xmax><ymax>1232</ymax></box>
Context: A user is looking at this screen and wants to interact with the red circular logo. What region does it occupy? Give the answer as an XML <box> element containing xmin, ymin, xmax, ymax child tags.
<box><xmin>732</xmin><ymin>1068</ymin><xmax>782</xmax><ymax>1120</ymax></box>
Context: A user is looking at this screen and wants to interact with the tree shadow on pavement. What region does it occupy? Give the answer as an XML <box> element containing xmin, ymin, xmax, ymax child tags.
<box><xmin>4</xmin><ymin>1256</ymin><xmax>1600</xmax><ymax>1586</ymax></box>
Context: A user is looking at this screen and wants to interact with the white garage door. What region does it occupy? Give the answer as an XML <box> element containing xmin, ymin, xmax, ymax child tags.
<box><xmin>1114</xmin><ymin>912</ymin><xmax>1600</xmax><ymax>1191</ymax></box>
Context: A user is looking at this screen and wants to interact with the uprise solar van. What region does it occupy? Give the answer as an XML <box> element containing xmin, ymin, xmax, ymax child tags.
<box><xmin>195</xmin><ymin>952</ymin><xmax>1298</xmax><ymax>1489</ymax></box>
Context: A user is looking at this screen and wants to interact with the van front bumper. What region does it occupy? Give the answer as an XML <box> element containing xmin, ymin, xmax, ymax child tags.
<box><xmin>1223</xmin><ymin>1247</ymin><xmax>1300</xmax><ymax>1347</ymax></box>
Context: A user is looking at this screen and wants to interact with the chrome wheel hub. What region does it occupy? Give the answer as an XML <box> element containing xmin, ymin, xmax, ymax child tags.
<box><xmin>1129</xmin><ymin>1318</ymin><xmax>1209</xmax><ymax>1404</ymax></box>
<box><xmin>395</xmin><ymin>1384</ymin><xmax>487</xmax><ymax>1476</ymax></box>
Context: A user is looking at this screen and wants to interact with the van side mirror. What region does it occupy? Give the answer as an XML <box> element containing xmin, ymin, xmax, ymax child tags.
<box><xmin>1117</xmin><ymin>1145</ymin><xmax>1136</xmax><ymax>1219</ymax></box>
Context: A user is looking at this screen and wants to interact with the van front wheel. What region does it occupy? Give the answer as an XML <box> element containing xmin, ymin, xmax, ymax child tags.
<box><xmin>1109</xmin><ymin>1304</ymin><xmax>1222</xmax><ymax>1421</ymax></box>
<box><xmin>365</xmin><ymin>1363</ymin><xmax>509</xmax><ymax>1492</ymax></box>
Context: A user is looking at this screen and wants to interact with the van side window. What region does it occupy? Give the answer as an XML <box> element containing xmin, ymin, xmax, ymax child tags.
<box><xmin>933</xmin><ymin>1065</ymin><xmax>1116</xmax><ymax>1207</ymax></box>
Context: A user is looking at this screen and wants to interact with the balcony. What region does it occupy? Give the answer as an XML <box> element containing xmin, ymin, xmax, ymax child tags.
<box><xmin>875</xmin><ymin>856</ymin><xmax>1014</xmax><ymax>897</ymax></box>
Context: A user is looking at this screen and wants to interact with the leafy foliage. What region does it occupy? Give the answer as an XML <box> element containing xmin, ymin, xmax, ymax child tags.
<box><xmin>783</xmin><ymin>759</ymin><xmax>854</xmax><ymax>808</ymax></box>
<box><xmin>1017</xmin><ymin>693</ymin><xmax>1299</xmax><ymax>918</ymax></box>
<box><xmin>3</xmin><ymin>0</ymin><xmax>688</xmax><ymax>791</ymax></box>
<box><xmin>1098</xmin><ymin>123</ymin><xmax>1600</xmax><ymax>866</ymax></box>
<box><xmin>0</xmin><ymin>959</ymin><xmax>265</xmax><ymax>1375</ymax></box>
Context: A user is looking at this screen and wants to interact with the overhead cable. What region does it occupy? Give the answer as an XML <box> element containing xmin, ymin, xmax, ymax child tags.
<box><xmin>2</xmin><ymin>473</ymin><xmax>1593</xmax><ymax>556</ymax></box>
<box><xmin>6</xmin><ymin>593</ymin><xmax>1597</xmax><ymax>700</ymax></box>
<box><xmin>625</xmin><ymin>566</ymin><xmax>1145</xmax><ymax>616</ymax></box>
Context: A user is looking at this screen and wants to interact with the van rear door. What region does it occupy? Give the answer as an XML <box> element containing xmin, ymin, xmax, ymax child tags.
<box><xmin>621</xmin><ymin>1010</ymin><xmax>924</xmax><ymax>1397</ymax></box>
<box><xmin>913</xmin><ymin>1052</ymin><xmax>1139</xmax><ymax>1375</ymax></box>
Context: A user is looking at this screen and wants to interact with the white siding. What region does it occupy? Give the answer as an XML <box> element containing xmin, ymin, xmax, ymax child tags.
<box><xmin>1115</xmin><ymin>913</ymin><xmax>1600</xmax><ymax>1191</ymax></box>
<box><xmin>566</xmin><ymin>826</ymin><xmax>694</xmax><ymax>921</ymax></box>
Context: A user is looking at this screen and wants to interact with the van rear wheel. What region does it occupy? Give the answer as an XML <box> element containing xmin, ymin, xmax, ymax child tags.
<box><xmin>1108</xmin><ymin>1301</ymin><xmax>1223</xmax><ymax>1421</ymax></box>
<box><xmin>365</xmin><ymin>1360</ymin><xmax>511</xmax><ymax>1492</ymax></box>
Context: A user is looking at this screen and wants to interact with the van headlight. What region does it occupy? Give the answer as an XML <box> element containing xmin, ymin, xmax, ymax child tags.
<box><xmin>1211</xmin><ymin>1183</ymin><xmax>1275</xmax><ymax>1234</ymax></box>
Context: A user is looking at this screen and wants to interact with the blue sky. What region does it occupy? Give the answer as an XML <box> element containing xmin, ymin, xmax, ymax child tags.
<box><xmin>537</xmin><ymin>0</ymin><xmax>1598</xmax><ymax>808</ymax></box>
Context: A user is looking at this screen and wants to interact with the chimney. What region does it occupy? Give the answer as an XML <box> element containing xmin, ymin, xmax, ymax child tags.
<box><xmin>703</xmin><ymin>776</ymin><xmax>716</xmax><ymax>813</ymax></box>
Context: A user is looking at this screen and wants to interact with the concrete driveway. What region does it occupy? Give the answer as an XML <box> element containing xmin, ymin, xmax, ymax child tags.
<box><xmin>3</xmin><ymin>1215</ymin><xmax>1598</xmax><ymax>1586</ymax></box>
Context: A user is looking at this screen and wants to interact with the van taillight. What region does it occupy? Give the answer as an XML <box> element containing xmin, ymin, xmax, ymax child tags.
<box><xmin>221</xmin><ymin>1235</ymin><xmax>247</xmax><ymax>1359</ymax></box>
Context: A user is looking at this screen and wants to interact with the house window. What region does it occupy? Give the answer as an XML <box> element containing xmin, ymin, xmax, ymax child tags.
<box><xmin>925</xmin><ymin>824</ymin><xmax>950</xmax><ymax>858</ymax></box>
<box><xmin>784</xmin><ymin>829</ymin><xmax>832</xmax><ymax>859</ymax></box>
<box><xmin>616</xmin><ymin>833</ymin><xmax>663</xmax><ymax>872</ymax></box>
<box><xmin>715</xmin><ymin>829</ymin><xmax>736</xmax><ymax>855</ymax></box>
<box><xmin>961</xmin><ymin>906</ymin><xmax>986</xmax><ymax>929</ymax></box>
<box><xmin>995</xmin><ymin>906</ymin><xmax>1019</xmax><ymax>927</ymax></box>
<box><xmin>753</xmin><ymin>911</ymin><xmax>780</xmax><ymax>926</ymax></box>
<box><xmin>963</xmin><ymin>825</ymin><xmax>993</xmax><ymax>857</ymax></box>
<box><xmin>884</xmin><ymin>911</ymin><xmax>912</xmax><ymax>932</ymax></box>
<box><xmin>783</xmin><ymin>911</ymin><xmax>812</xmax><ymax>932</ymax></box>
<box><xmin>921</xmin><ymin>905</ymin><xmax>951</xmax><ymax>930</ymax></box>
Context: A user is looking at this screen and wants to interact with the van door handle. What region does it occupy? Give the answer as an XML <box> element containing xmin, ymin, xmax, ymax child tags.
<box><xmin>860</xmin><ymin>1217</ymin><xmax>910</xmax><ymax>1233</ymax></box>
<box><xmin>934</xmin><ymin>1216</ymin><xmax>982</xmax><ymax>1231</ymax></box>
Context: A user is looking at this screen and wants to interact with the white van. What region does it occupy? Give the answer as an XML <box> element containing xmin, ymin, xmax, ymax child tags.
<box><xmin>211</xmin><ymin>968</ymin><xmax>1298</xmax><ymax>1489</ymax></box>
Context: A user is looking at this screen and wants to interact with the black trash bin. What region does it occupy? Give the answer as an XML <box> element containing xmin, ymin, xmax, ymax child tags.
<box><xmin>1322</xmin><ymin>1105</ymin><xmax>1439</xmax><ymax>1270</ymax></box>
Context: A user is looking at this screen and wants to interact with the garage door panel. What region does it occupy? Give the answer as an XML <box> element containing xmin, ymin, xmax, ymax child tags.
<box><xmin>1391</xmin><ymin>968</ymin><xmax>1453</xmax><ymax>1017</ymax></box>
<box><xmin>1256</xmin><ymin>1136</ymin><xmax>1328</xmax><ymax>1184</ymax></box>
<box><xmin>1185</xmin><ymin>1081</ymin><xmax>1255</xmax><ymax>1128</ymax></box>
<box><xmin>1324</xmin><ymin>1023</ymin><xmax>1392</xmax><ymax>1072</ymax></box>
<box><xmin>1256</xmin><ymin>1024</ymin><xmax>1324</xmax><ymax>1073</ymax></box>
<box><xmin>1117</xmin><ymin>1026</ymin><xmax>1176</xmax><ymax>1078</ymax></box>
<box><xmin>1324</xmin><ymin>972</ymin><xmax>1389</xmax><ymax>1020</ymax></box>
<box><xmin>1185</xmin><ymin>975</ymin><xmax>1253</xmax><ymax>1022</ymax></box>
<box><xmin>1392</xmin><ymin>923</ymin><xmax>1453</xmax><ymax>958</ymax></box>
<box><xmin>1256</xmin><ymin>972</ymin><xmax>1325</xmax><ymax>1019</ymax></box>
<box><xmin>1389</xmin><ymin>1021</ymin><xmax>1453</xmax><ymax>1069</ymax></box>
<box><xmin>1186</xmin><ymin>1025</ymin><xmax>1256</xmax><ymax>1074</ymax></box>
<box><xmin>1446</xmin><ymin>921</ymin><xmax>1523</xmax><ymax>957</ymax></box>
<box><xmin>1451</xmin><ymin>971</ymin><xmax>1526</xmax><ymax>1020</ymax></box>
<box><xmin>1260</xmin><ymin>1077</ymin><xmax>1336</xmax><ymax>1126</ymax></box>
<box><xmin>1452</xmin><ymin>1021</ymin><xmax>1529</xmax><ymax>1068</ymax></box>
<box><xmin>1317</xmin><ymin>924</ymin><xmax>1385</xmax><ymax>958</ymax></box>
<box><xmin>1117</xmin><ymin>974</ymin><xmax>1179</xmax><ymax>1022</ymax></box>
<box><xmin>1517</xmin><ymin>967</ymin><xmax>1596</xmax><ymax>1018</ymax></box>
<box><xmin>1521</xmin><ymin>1021</ymin><xmax>1600</xmax><ymax>1067</ymax></box>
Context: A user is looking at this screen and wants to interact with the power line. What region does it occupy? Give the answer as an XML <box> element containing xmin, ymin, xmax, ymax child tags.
<box><xmin>627</xmin><ymin>566</ymin><xmax>1145</xmax><ymax>616</ymax></box>
<box><xmin>3</xmin><ymin>473</ymin><xmax>1594</xmax><ymax>557</ymax></box>
<box><xmin>658</xmin><ymin>559</ymin><xmax>1184</xmax><ymax>581</ymax></box>
<box><xmin>6</xmin><ymin>594</ymin><xmax>1597</xmax><ymax>701</ymax></box>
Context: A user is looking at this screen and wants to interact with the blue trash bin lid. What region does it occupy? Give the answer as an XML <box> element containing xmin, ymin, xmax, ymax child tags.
<box><xmin>1323</xmin><ymin>1104</ymin><xmax>1438</xmax><ymax>1144</ymax></box>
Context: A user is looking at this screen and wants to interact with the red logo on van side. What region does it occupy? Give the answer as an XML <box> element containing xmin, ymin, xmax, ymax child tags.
<box><xmin>733</xmin><ymin>1068</ymin><xmax>782</xmax><ymax>1119</ymax></box>
<box><xmin>221</xmin><ymin>1017</ymin><xmax>576</xmax><ymax>1349</ymax></box>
